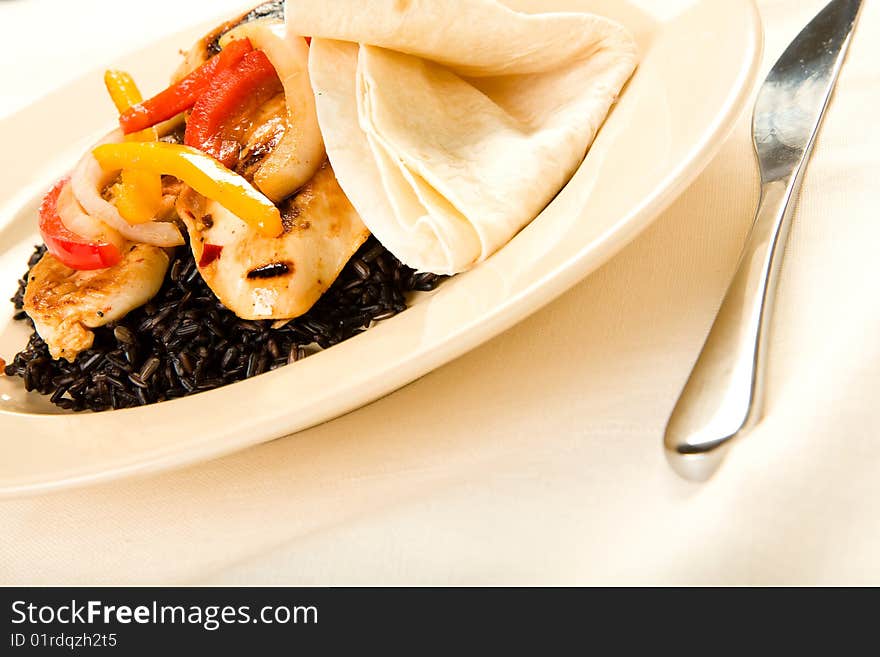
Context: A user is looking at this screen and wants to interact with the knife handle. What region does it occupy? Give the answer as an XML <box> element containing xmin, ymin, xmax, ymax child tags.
<box><xmin>663</xmin><ymin>173</ymin><xmax>803</xmax><ymax>481</ymax></box>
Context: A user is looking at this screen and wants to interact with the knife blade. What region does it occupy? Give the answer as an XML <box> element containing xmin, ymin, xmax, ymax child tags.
<box><xmin>663</xmin><ymin>0</ymin><xmax>864</xmax><ymax>481</ymax></box>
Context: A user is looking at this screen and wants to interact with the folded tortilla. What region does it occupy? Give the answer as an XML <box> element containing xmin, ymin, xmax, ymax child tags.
<box><xmin>287</xmin><ymin>0</ymin><xmax>638</xmax><ymax>274</ymax></box>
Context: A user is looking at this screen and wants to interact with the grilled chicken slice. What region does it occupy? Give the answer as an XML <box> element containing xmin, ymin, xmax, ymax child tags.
<box><xmin>171</xmin><ymin>0</ymin><xmax>286</xmax><ymax>171</ymax></box>
<box><xmin>175</xmin><ymin>3</ymin><xmax>322</xmax><ymax>202</ymax></box>
<box><xmin>174</xmin><ymin>0</ymin><xmax>285</xmax><ymax>80</ymax></box>
<box><xmin>24</xmin><ymin>245</ymin><xmax>169</xmax><ymax>361</ymax></box>
<box><xmin>176</xmin><ymin>161</ymin><xmax>369</xmax><ymax>320</ymax></box>
<box><xmin>228</xmin><ymin>92</ymin><xmax>288</xmax><ymax>183</ymax></box>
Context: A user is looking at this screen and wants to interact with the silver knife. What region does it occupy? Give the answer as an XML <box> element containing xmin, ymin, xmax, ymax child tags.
<box><xmin>663</xmin><ymin>0</ymin><xmax>864</xmax><ymax>481</ymax></box>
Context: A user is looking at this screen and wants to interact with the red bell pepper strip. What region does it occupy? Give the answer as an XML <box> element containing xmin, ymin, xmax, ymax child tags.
<box><xmin>39</xmin><ymin>179</ymin><xmax>122</xmax><ymax>271</ymax></box>
<box><xmin>198</xmin><ymin>244</ymin><xmax>224</xmax><ymax>267</ymax></box>
<box><xmin>184</xmin><ymin>50</ymin><xmax>282</xmax><ymax>167</ymax></box>
<box><xmin>119</xmin><ymin>38</ymin><xmax>254</xmax><ymax>135</ymax></box>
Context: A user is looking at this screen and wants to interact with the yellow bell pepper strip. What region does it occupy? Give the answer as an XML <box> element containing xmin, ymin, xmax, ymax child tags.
<box><xmin>104</xmin><ymin>70</ymin><xmax>157</xmax><ymax>142</ymax></box>
<box><xmin>92</xmin><ymin>142</ymin><xmax>283</xmax><ymax>238</ymax></box>
<box><xmin>104</xmin><ymin>70</ymin><xmax>163</xmax><ymax>224</ymax></box>
<box><xmin>112</xmin><ymin>169</ymin><xmax>163</xmax><ymax>225</ymax></box>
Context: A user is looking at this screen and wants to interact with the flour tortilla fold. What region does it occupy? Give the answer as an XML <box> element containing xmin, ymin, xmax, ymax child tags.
<box><xmin>286</xmin><ymin>0</ymin><xmax>638</xmax><ymax>274</ymax></box>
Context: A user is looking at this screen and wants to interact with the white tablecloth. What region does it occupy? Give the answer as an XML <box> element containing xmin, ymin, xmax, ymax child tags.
<box><xmin>2</xmin><ymin>0</ymin><xmax>878</xmax><ymax>585</ymax></box>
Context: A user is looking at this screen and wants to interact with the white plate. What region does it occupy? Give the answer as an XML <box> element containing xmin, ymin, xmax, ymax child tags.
<box><xmin>0</xmin><ymin>0</ymin><xmax>762</xmax><ymax>496</ymax></box>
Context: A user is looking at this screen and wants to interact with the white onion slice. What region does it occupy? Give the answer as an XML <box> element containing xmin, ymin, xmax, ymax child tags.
<box><xmin>56</xmin><ymin>181</ymin><xmax>126</xmax><ymax>252</ymax></box>
<box><xmin>220</xmin><ymin>21</ymin><xmax>325</xmax><ymax>202</ymax></box>
<box><xmin>71</xmin><ymin>130</ymin><xmax>184</xmax><ymax>247</ymax></box>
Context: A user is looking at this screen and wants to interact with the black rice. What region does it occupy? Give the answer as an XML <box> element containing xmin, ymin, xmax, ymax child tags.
<box><xmin>3</xmin><ymin>238</ymin><xmax>445</xmax><ymax>412</ymax></box>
